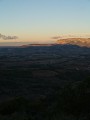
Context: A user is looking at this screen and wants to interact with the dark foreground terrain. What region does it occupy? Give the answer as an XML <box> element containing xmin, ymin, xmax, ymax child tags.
<box><xmin>0</xmin><ymin>44</ymin><xmax>90</xmax><ymax>120</ymax></box>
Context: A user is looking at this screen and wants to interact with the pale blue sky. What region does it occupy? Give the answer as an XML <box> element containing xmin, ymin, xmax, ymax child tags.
<box><xmin>0</xmin><ymin>0</ymin><xmax>90</xmax><ymax>45</ymax></box>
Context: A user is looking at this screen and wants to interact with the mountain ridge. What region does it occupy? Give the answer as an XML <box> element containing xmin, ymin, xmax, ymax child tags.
<box><xmin>20</xmin><ymin>38</ymin><xmax>90</xmax><ymax>48</ymax></box>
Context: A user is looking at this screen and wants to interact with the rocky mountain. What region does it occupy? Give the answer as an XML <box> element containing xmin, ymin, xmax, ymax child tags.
<box><xmin>57</xmin><ymin>38</ymin><xmax>90</xmax><ymax>47</ymax></box>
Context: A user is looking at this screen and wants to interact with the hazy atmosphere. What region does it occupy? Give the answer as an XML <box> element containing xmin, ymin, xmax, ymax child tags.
<box><xmin>0</xmin><ymin>0</ymin><xmax>90</xmax><ymax>46</ymax></box>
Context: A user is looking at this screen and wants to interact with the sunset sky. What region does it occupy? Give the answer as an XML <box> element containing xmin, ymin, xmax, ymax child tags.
<box><xmin>0</xmin><ymin>0</ymin><xmax>90</xmax><ymax>46</ymax></box>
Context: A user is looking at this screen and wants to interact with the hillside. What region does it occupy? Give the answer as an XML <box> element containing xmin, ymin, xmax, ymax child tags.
<box><xmin>0</xmin><ymin>45</ymin><xmax>90</xmax><ymax>119</ymax></box>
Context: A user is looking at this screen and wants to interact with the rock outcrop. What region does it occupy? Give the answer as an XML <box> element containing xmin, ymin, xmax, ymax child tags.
<box><xmin>57</xmin><ymin>38</ymin><xmax>90</xmax><ymax>47</ymax></box>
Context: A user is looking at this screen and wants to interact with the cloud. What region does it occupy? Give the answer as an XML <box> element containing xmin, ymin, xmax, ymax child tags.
<box><xmin>51</xmin><ymin>36</ymin><xmax>62</xmax><ymax>39</ymax></box>
<box><xmin>0</xmin><ymin>33</ymin><xmax>18</xmax><ymax>40</ymax></box>
<box><xmin>51</xmin><ymin>34</ymin><xmax>83</xmax><ymax>40</ymax></box>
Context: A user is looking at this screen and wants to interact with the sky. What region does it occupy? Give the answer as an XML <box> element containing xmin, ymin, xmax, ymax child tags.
<box><xmin>0</xmin><ymin>0</ymin><xmax>90</xmax><ymax>46</ymax></box>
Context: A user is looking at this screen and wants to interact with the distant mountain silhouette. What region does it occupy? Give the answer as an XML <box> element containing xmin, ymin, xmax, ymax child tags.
<box><xmin>21</xmin><ymin>38</ymin><xmax>90</xmax><ymax>48</ymax></box>
<box><xmin>21</xmin><ymin>44</ymin><xmax>55</xmax><ymax>48</ymax></box>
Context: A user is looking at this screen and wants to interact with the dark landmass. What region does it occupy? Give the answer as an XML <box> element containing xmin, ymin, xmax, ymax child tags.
<box><xmin>0</xmin><ymin>44</ymin><xmax>90</xmax><ymax>120</ymax></box>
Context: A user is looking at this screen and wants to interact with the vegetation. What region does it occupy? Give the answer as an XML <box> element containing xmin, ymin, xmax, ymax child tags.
<box><xmin>0</xmin><ymin>46</ymin><xmax>90</xmax><ymax>119</ymax></box>
<box><xmin>0</xmin><ymin>77</ymin><xmax>90</xmax><ymax>120</ymax></box>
